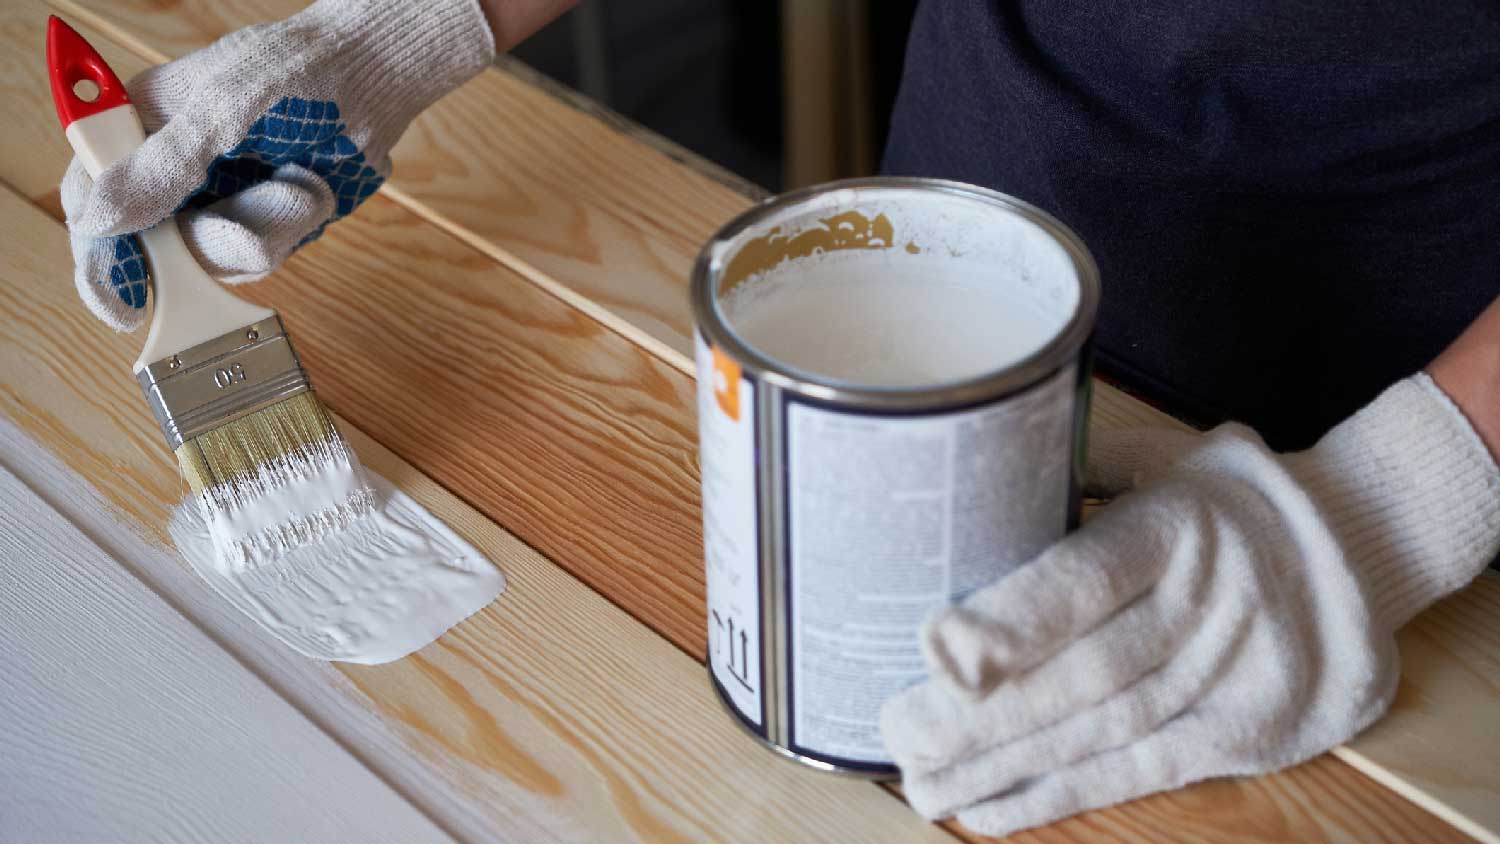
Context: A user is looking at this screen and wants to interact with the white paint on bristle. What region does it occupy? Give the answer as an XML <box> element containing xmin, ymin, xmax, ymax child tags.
<box><xmin>204</xmin><ymin>452</ymin><xmax>377</xmax><ymax>570</ymax></box>
<box><xmin>172</xmin><ymin>465</ymin><xmax>504</xmax><ymax>665</ymax></box>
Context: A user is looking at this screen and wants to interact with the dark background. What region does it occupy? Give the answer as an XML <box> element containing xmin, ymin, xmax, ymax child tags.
<box><xmin>510</xmin><ymin>0</ymin><xmax>919</xmax><ymax>192</ymax></box>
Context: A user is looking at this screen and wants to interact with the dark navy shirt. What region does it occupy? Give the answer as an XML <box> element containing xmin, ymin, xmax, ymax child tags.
<box><xmin>883</xmin><ymin>1</ymin><xmax>1500</xmax><ymax>449</ymax></box>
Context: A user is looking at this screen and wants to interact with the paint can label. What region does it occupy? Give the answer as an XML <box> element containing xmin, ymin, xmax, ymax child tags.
<box><xmin>784</xmin><ymin>363</ymin><xmax>1076</xmax><ymax>765</ymax></box>
<box><xmin>696</xmin><ymin>331</ymin><xmax>763</xmax><ymax>727</ymax></box>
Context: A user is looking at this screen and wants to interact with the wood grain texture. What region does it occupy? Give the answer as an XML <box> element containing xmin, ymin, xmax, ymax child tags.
<box><xmin>1333</xmin><ymin>572</ymin><xmax>1500</xmax><ymax>844</ymax></box>
<box><xmin>0</xmin><ymin>182</ymin><xmax>962</xmax><ymax>843</ymax></box>
<box><xmin>0</xmin><ymin>209</ymin><xmax>1468</xmax><ymax>844</ymax></box>
<box><xmin>12</xmin><ymin>4</ymin><xmax>1495</xmax><ymax>841</ymax></box>
<box><xmin>252</xmin><ymin>198</ymin><xmax>711</xmax><ymax>657</ymax></box>
<box><xmin>0</xmin><ymin>448</ymin><xmax>451</xmax><ymax>844</ymax></box>
<box><xmin>1002</xmin><ymin>751</ymin><xmax>1480</xmax><ymax>844</ymax></box>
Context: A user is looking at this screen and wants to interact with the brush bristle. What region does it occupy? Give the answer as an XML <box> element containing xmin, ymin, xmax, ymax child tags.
<box><xmin>175</xmin><ymin>391</ymin><xmax>355</xmax><ymax>510</ymax></box>
<box><xmin>175</xmin><ymin>390</ymin><xmax>378</xmax><ymax>564</ymax></box>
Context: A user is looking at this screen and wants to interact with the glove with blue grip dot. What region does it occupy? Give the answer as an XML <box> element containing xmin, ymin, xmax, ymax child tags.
<box><xmin>60</xmin><ymin>0</ymin><xmax>496</xmax><ymax>331</ymax></box>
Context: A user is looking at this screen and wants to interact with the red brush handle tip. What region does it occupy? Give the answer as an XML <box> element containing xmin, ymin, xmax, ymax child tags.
<box><xmin>46</xmin><ymin>15</ymin><xmax>131</xmax><ymax>130</ymax></box>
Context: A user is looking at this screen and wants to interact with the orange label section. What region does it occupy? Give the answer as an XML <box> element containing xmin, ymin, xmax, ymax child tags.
<box><xmin>712</xmin><ymin>347</ymin><xmax>742</xmax><ymax>421</ymax></box>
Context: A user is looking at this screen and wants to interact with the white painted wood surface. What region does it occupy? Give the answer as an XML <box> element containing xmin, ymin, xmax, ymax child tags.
<box><xmin>0</xmin><ymin>424</ymin><xmax>450</xmax><ymax>844</ymax></box>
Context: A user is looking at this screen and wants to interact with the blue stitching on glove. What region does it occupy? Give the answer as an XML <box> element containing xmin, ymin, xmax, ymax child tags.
<box><xmin>106</xmin><ymin>234</ymin><xmax>148</xmax><ymax>309</ymax></box>
<box><xmin>98</xmin><ymin>97</ymin><xmax>384</xmax><ymax>309</ymax></box>
<box><xmin>186</xmin><ymin>97</ymin><xmax>385</xmax><ymax>234</ymax></box>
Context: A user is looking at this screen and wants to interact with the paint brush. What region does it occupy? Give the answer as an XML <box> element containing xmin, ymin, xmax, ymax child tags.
<box><xmin>47</xmin><ymin>17</ymin><xmax>373</xmax><ymax>558</ymax></box>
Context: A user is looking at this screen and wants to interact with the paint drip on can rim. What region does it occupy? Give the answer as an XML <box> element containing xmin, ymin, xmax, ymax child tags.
<box><xmin>690</xmin><ymin>177</ymin><xmax>1101</xmax><ymax>777</ymax></box>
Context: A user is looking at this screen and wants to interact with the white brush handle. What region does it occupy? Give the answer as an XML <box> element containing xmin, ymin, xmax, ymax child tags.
<box><xmin>67</xmin><ymin>106</ymin><xmax>275</xmax><ymax>373</ymax></box>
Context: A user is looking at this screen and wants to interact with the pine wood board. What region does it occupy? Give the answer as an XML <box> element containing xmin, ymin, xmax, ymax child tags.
<box><xmin>1331</xmin><ymin>573</ymin><xmax>1500</xmax><ymax>844</ymax></box>
<box><xmin>10</xmin><ymin>2</ymin><xmax>1497</xmax><ymax>841</ymax></box>
<box><xmin>242</xmin><ymin>196</ymin><xmax>710</xmax><ymax>660</ymax></box>
<box><xmin>0</xmin><ymin>181</ymin><xmax>970</xmax><ymax>842</ymax></box>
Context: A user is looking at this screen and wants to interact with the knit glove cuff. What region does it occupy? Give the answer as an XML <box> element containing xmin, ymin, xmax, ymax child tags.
<box><xmin>1288</xmin><ymin>373</ymin><xmax>1500</xmax><ymax>630</ymax></box>
<box><xmin>301</xmin><ymin>0</ymin><xmax>495</xmax><ymax>161</ymax></box>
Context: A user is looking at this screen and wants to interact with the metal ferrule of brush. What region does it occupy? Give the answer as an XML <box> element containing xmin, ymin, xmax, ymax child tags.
<box><xmin>136</xmin><ymin>316</ymin><xmax>312</xmax><ymax>450</ymax></box>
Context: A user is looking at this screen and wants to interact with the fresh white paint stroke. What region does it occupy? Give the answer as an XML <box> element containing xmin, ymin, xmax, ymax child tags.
<box><xmin>0</xmin><ymin>451</ymin><xmax>451</xmax><ymax>843</ymax></box>
<box><xmin>171</xmin><ymin>465</ymin><xmax>505</xmax><ymax>665</ymax></box>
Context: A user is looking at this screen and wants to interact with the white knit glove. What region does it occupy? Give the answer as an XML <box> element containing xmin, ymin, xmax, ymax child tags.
<box><xmin>880</xmin><ymin>374</ymin><xmax>1500</xmax><ymax>836</ymax></box>
<box><xmin>60</xmin><ymin>0</ymin><xmax>495</xmax><ymax>331</ymax></box>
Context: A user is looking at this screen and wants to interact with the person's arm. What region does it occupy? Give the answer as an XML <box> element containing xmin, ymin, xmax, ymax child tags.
<box><xmin>1430</xmin><ymin>297</ymin><xmax>1500</xmax><ymax>459</ymax></box>
<box><xmin>477</xmin><ymin>0</ymin><xmax>580</xmax><ymax>52</ymax></box>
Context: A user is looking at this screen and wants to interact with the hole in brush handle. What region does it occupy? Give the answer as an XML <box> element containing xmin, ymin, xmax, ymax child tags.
<box><xmin>72</xmin><ymin>78</ymin><xmax>101</xmax><ymax>103</ymax></box>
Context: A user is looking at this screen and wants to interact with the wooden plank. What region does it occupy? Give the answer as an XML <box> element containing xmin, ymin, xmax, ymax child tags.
<box><xmin>1333</xmin><ymin>573</ymin><xmax>1500</xmax><ymax>844</ymax></box>
<box><xmin>0</xmin><ymin>180</ymin><xmax>965</xmax><ymax>842</ymax></box>
<box><xmin>15</xmin><ymin>4</ymin><xmax>1497</xmax><ymax>841</ymax></box>
<box><xmin>0</xmin><ymin>449</ymin><xmax>451</xmax><ymax>844</ymax></box>
<box><xmin>1001</xmin><ymin>753</ymin><xmax>1477</xmax><ymax>844</ymax></box>
<box><xmin>248</xmin><ymin>196</ymin><xmax>710</xmax><ymax>656</ymax></box>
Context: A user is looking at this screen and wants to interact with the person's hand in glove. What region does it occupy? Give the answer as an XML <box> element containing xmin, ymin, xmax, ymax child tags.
<box><xmin>880</xmin><ymin>300</ymin><xmax>1500</xmax><ymax>836</ymax></box>
<box><xmin>58</xmin><ymin>0</ymin><xmax>543</xmax><ymax>331</ymax></box>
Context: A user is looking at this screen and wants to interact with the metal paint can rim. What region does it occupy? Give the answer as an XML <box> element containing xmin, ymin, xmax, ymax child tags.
<box><xmin>691</xmin><ymin>176</ymin><xmax>1102</xmax><ymax>409</ymax></box>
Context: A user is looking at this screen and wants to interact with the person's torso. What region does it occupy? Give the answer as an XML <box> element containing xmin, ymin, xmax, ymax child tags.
<box><xmin>883</xmin><ymin>0</ymin><xmax>1500</xmax><ymax>448</ymax></box>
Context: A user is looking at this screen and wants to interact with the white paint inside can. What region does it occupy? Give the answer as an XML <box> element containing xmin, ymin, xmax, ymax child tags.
<box><xmin>720</xmin><ymin>195</ymin><xmax>1080</xmax><ymax>388</ymax></box>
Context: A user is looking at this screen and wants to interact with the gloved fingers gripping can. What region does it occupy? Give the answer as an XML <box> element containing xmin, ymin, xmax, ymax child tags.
<box><xmin>691</xmin><ymin>178</ymin><xmax>1101</xmax><ymax>776</ymax></box>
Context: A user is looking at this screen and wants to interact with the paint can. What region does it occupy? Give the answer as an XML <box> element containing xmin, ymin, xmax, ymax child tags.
<box><xmin>691</xmin><ymin>178</ymin><xmax>1101</xmax><ymax>777</ymax></box>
